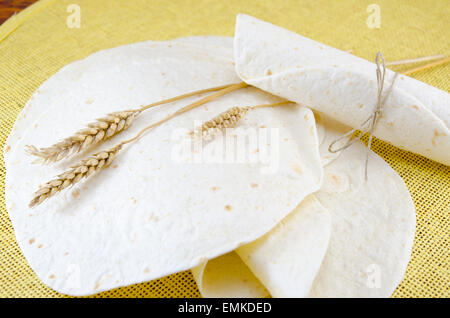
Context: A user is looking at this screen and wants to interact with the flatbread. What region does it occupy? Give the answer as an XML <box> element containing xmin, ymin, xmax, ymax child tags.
<box><xmin>234</xmin><ymin>14</ymin><xmax>450</xmax><ymax>165</ymax></box>
<box><xmin>309</xmin><ymin>118</ymin><xmax>416</xmax><ymax>297</ymax></box>
<box><xmin>236</xmin><ymin>195</ymin><xmax>331</xmax><ymax>297</ymax></box>
<box><xmin>192</xmin><ymin>252</ymin><xmax>270</xmax><ymax>298</ymax></box>
<box><xmin>4</xmin><ymin>37</ymin><xmax>323</xmax><ymax>295</ymax></box>
<box><xmin>193</xmin><ymin>195</ymin><xmax>331</xmax><ymax>298</ymax></box>
<box><xmin>193</xmin><ymin>114</ymin><xmax>415</xmax><ymax>298</ymax></box>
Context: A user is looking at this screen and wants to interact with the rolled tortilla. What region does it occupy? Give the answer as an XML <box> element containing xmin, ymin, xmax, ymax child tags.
<box><xmin>4</xmin><ymin>37</ymin><xmax>323</xmax><ymax>296</ymax></box>
<box><xmin>234</xmin><ymin>14</ymin><xmax>450</xmax><ymax>165</ymax></box>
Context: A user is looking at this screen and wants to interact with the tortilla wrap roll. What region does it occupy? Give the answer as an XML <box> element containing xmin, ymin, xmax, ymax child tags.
<box><xmin>234</xmin><ymin>14</ymin><xmax>450</xmax><ymax>166</ymax></box>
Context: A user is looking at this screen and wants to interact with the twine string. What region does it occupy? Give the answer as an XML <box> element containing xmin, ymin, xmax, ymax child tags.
<box><xmin>328</xmin><ymin>52</ymin><xmax>398</xmax><ymax>180</ymax></box>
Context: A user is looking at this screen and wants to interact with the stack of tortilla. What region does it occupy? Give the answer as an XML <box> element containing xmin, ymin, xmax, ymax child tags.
<box><xmin>5</xmin><ymin>14</ymin><xmax>448</xmax><ymax>297</ymax></box>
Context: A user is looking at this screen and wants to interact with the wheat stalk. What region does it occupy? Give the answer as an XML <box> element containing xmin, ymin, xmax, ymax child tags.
<box><xmin>191</xmin><ymin>106</ymin><xmax>250</xmax><ymax>141</ymax></box>
<box><xmin>26</xmin><ymin>110</ymin><xmax>140</xmax><ymax>164</ymax></box>
<box><xmin>26</xmin><ymin>83</ymin><xmax>247</xmax><ymax>164</ymax></box>
<box><xmin>29</xmin><ymin>82</ymin><xmax>249</xmax><ymax>207</ymax></box>
<box><xmin>190</xmin><ymin>101</ymin><xmax>290</xmax><ymax>141</ymax></box>
<box><xmin>29</xmin><ymin>145</ymin><xmax>122</xmax><ymax>207</ymax></box>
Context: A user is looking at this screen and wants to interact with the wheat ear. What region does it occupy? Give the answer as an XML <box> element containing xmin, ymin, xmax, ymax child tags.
<box><xmin>25</xmin><ymin>110</ymin><xmax>140</xmax><ymax>164</ymax></box>
<box><xmin>29</xmin><ymin>145</ymin><xmax>122</xmax><ymax>207</ymax></box>
<box><xmin>29</xmin><ymin>82</ymin><xmax>248</xmax><ymax>207</ymax></box>
<box><xmin>191</xmin><ymin>106</ymin><xmax>250</xmax><ymax>141</ymax></box>
<box><xmin>26</xmin><ymin>83</ymin><xmax>246</xmax><ymax>164</ymax></box>
<box><xmin>191</xmin><ymin>101</ymin><xmax>290</xmax><ymax>141</ymax></box>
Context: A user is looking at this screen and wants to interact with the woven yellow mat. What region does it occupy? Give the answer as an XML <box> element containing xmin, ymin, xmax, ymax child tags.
<box><xmin>0</xmin><ymin>0</ymin><xmax>449</xmax><ymax>298</ymax></box>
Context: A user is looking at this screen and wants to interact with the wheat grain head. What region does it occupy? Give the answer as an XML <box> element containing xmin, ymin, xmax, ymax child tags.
<box><xmin>29</xmin><ymin>145</ymin><xmax>122</xmax><ymax>208</ymax></box>
<box><xmin>26</xmin><ymin>110</ymin><xmax>140</xmax><ymax>164</ymax></box>
<box><xmin>191</xmin><ymin>106</ymin><xmax>249</xmax><ymax>141</ymax></box>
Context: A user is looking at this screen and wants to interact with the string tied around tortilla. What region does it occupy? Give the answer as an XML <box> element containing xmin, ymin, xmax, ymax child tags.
<box><xmin>328</xmin><ymin>52</ymin><xmax>398</xmax><ymax>180</ymax></box>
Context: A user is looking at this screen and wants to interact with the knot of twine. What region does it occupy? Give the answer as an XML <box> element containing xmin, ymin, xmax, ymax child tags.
<box><xmin>328</xmin><ymin>52</ymin><xmax>398</xmax><ymax>180</ymax></box>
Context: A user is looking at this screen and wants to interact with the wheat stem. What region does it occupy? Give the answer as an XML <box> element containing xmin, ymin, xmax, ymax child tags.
<box><xmin>401</xmin><ymin>56</ymin><xmax>450</xmax><ymax>75</ymax></box>
<box><xmin>190</xmin><ymin>100</ymin><xmax>289</xmax><ymax>141</ymax></box>
<box><xmin>26</xmin><ymin>83</ymin><xmax>246</xmax><ymax>164</ymax></box>
<box><xmin>386</xmin><ymin>54</ymin><xmax>445</xmax><ymax>66</ymax></box>
<box><xmin>29</xmin><ymin>83</ymin><xmax>248</xmax><ymax>207</ymax></box>
<box><xmin>29</xmin><ymin>145</ymin><xmax>122</xmax><ymax>207</ymax></box>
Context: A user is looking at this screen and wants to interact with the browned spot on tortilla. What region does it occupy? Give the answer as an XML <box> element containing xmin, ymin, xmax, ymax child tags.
<box><xmin>72</xmin><ymin>189</ymin><xmax>80</xmax><ymax>198</ymax></box>
<box><xmin>144</xmin><ymin>268</ymin><xmax>151</xmax><ymax>274</ymax></box>
<box><xmin>253</xmin><ymin>148</ymin><xmax>259</xmax><ymax>154</ymax></box>
<box><xmin>29</xmin><ymin>238</ymin><xmax>35</xmax><ymax>245</ymax></box>
<box><xmin>304</xmin><ymin>114</ymin><xmax>309</xmax><ymax>120</ymax></box>
<box><xmin>326</xmin><ymin>89</ymin><xmax>330</xmax><ymax>95</ymax></box>
<box><xmin>329</xmin><ymin>174</ymin><xmax>342</xmax><ymax>188</ymax></box>
<box><xmin>266</xmin><ymin>69</ymin><xmax>272</xmax><ymax>76</ymax></box>
<box><xmin>211</xmin><ymin>186</ymin><xmax>219</xmax><ymax>192</ymax></box>
<box><xmin>64</xmin><ymin>252</ymin><xmax>69</xmax><ymax>256</ymax></box>
<box><xmin>250</xmin><ymin>183</ymin><xmax>258</xmax><ymax>188</ymax></box>
<box><xmin>38</xmin><ymin>244</ymin><xmax>43</xmax><ymax>249</ymax></box>
<box><xmin>310</xmin><ymin>126</ymin><xmax>315</xmax><ymax>136</ymax></box>
<box><xmin>49</xmin><ymin>275</ymin><xmax>55</xmax><ymax>279</ymax></box>
<box><xmin>94</xmin><ymin>282</ymin><xmax>101</xmax><ymax>290</ymax></box>
<box><xmin>260</xmin><ymin>125</ymin><xmax>266</xmax><ymax>128</ymax></box>
<box><xmin>5</xmin><ymin>145</ymin><xmax>11</xmax><ymax>153</ymax></box>
<box><xmin>412</xmin><ymin>105</ymin><xmax>419</xmax><ymax>110</ymax></box>
<box><xmin>294</xmin><ymin>47</ymin><xmax>299</xmax><ymax>51</ymax></box>
<box><xmin>432</xmin><ymin>130</ymin><xmax>445</xmax><ymax>146</ymax></box>
<box><xmin>85</xmin><ymin>99</ymin><xmax>94</xmax><ymax>104</ymax></box>
<box><xmin>292</xmin><ymin>164</ymin><xmax>303</xmax><ymax>174</ymax></box>
<box><xmin>131</xmin><ymin>197</ymin><xmax>137</xmax><ymax>204</ymax></box>
<box><xmin>359</xmin><ymin>104</ymin><xmax>364</xmax><ymax>109</ymax></box>
<box><xmin>225</xmin><ymin>205</ymin><xmax>232</xmax><ymax>211</ymax></box>
<box><xmin>386</xmin><ymin>121</ymin><xmax>394</xmax><ymax>128</ymax></box>
<box><xmin>112</xmin><ymin>164</ymin><xmax>118</xmax><ymax>169</ymax></box>
<box><xmin>34</xmin><ymin>123</ymin><xmax>38</xmax><ymax>128</ymax></box>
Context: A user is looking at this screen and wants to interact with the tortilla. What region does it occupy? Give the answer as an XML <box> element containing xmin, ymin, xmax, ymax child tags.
<box><xmin>193</xmin><ymin>195</ymin><xmax>331</xmax><ymax>298</ymax></box>
<box><xmin>310</xmin><ymin>124</ymin><xmax>416</xmax><ymax>297</ymax></box>
<box><xmin>234</xmin><ymin>14</ymin><xmax>450</xmax><ymax>165</ymax></box>
<box><xmin>193</xmin><ymin>114</ymin><xmax>415</xmax><ymax>298</ymax></box>
<box><xmin>236</xmin><ymin>195</ymin><xmax>331</xmax><ymax>297</ymax></box>
<box><xmin>192</xmin><ymin>252</ymin><xmax>270</xmax><ymax>298</ymax></box>
<box><xmin>4</xmin><ymin>37</ymin><xmax>323</xmax><ymax>295</ymax></box>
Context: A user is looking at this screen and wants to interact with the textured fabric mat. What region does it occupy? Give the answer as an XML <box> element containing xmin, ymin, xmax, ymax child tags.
<box><xmin>0</xmin><ymin>0</ymin><xmax>448</xmax><ymax>298</ymax></box>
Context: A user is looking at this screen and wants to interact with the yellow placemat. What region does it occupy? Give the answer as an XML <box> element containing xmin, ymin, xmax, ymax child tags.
<box><xmin>0</xmin><ymin>0</ymin><xmax>449</xmax><ymax>298</ymax></box>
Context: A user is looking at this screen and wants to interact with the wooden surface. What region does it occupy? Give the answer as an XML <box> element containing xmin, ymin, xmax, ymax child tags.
<box><xmin>0</xmin><ymin>0</ymin><xmax>37</xmax><ymax>25</ymax></box>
